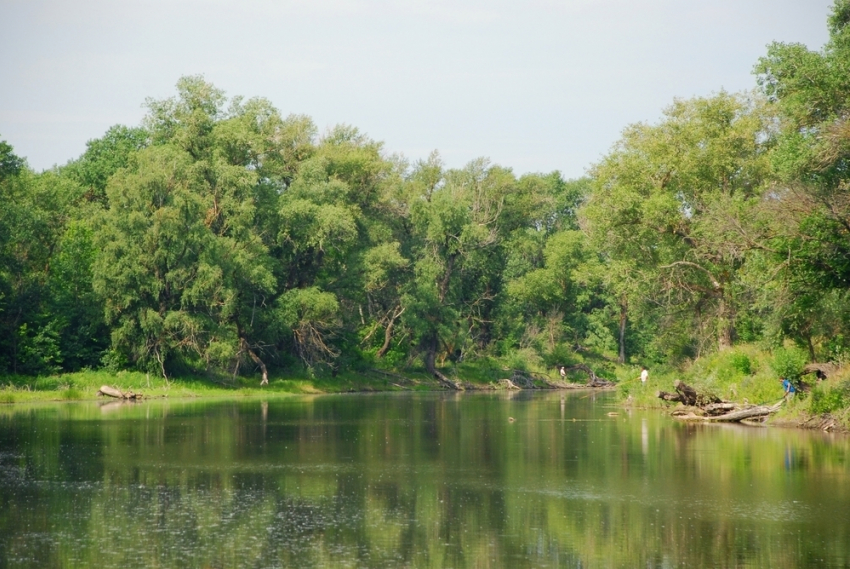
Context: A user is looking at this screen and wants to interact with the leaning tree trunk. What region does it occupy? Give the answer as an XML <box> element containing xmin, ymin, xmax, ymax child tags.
<box><xmin>376</xmin><ymin>306</ymin><xmax>405</xmax><ymax>359</ymax></box>
<box><xmin>241</xmin><ymin>338</ymin><xmax>269</xmax><ymax>385</ymax></box>
<box><xmin>424</xmin><ymin>333</ymin><xmax>463</xmax><ymax>390</ymax></box>
<box><xmin>618</xmin><ymin>300</ymin><xmax>627</xmax><ymax>364</ymax></box>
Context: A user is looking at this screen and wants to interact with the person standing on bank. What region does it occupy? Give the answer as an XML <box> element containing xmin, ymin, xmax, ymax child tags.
<box><xmin>781</xmin><ymin>377</ymin><xmax>796</xmax><ymax>399</ymax></box>
<box><xmin>640</xmin><ymin>367</ymin><xmax>648</xmax><ymax>384</ymax></box>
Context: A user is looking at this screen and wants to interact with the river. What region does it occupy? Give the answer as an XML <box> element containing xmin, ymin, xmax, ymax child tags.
<box><xmin>0</xmin><ymin>390</ymin><xmax>848</xmax><ymax>568</ymax></box>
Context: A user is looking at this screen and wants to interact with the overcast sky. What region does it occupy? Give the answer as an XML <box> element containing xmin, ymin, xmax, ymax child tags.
<box><xmin>0</xmin><ymin>0</ymin><xmax>835</xmax><ymax>178</ymax></box>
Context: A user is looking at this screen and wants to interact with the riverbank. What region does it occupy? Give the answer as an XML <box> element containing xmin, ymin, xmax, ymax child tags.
<box><xmin>2</xmin><ymin>349</ymin><xmax>848</xmax><ymax>434</ymax></box>
<box><xmin>0</xmin><ymin>368</ymin><xmax>433</xmax><ymax>404</ymax></box>
<box><xmin>0</xmin><ymin>362</ymin><xmax>578</xmax><ymax>405</ymax></box>
<box><xmin>613</xmin><ymin>345</ymin><xmax>850</xmax><ymax>434</ymax></box>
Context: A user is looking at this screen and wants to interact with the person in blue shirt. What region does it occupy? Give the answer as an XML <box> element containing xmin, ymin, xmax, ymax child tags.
<box><xmin>781</xmin><ymin>377</ymin><xmax>796</xmax><ymax>398</ymax></box>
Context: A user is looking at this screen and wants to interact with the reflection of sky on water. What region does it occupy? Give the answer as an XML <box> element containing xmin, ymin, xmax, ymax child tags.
<box><xmin>0</xmin><ymin>392</ymin><xmax>848</xmax><ymax>568</ymax></box>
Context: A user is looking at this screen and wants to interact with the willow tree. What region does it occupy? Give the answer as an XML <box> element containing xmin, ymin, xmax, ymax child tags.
<box><xmin>275</xmin><ymin>124</ymin><xmax>401</xmax><ymax>369</ymax></box>
<box><xmin>585</xmin><ymin>92</ymin><xmax>773</xmax><ymax>357</ymax></box>
<box><xmin>398</xmin><ymin>158</ymin><xmax>517</xmax><ymax>387</ymax></box>
<box><xmin>93</xmin><ymin>77</ymin><xmax>313</xmax><ymax>380</ymax></box>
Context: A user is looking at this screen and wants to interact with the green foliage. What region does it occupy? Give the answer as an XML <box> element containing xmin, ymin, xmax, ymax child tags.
<box><xmin>809</xmin><ymin>379</ymin><xmax>850</xmax><ymax>414</ymax></box>
<box><xmin>63</xmin><ymin>125</ymin><xmax>148</xmax><ymax>202</ymax></box>
<box><xmin>673</xmin><ymin>346</ymin><xmax>783</xmax><ymax>405</ymax></box>
<box><xmin>729</xmin><ymin>352</ymin><xmax>752</xmax><ymax>375</ymax></box>
<box><xmin>544</xmin><ymin>343</ymin><xmax>576</xmax><ymax>369</ymax></box>
<box><xmin>61</xmin><ymin>387</ymin><xmax>83</xmax><ymax>400</ymax></box>
<box><xmin>810</xmin><ymin>386</ymin><xmax>846</xmax><ymax>414</ymax></box>
<box><xmin>3</xmin><ymin>2</ymin><xmax>850</xmax><ymax>412</ymax></box>
<box><xmin>586</xmin><ymin>92</ymin><xmax>772</xmax><ymax>359</ymax></box>
<box><xmin>503</xmin><ymin>348</ymin><xmax>543</xmax><ymax>373</ymax></box>
<box><xmin>0</xmin><ymin>137</ymin><xmax>24</xmax><ymax>179</ymax></box>
<box><xmin>16</xmin><ymin>322</ymin><xmax>63</xmax><ymax>376</ymax></box>
<box><xmin>771</xmin><ymin>346</ymin><xmax>808</xmax><ymax>380</ymax></box>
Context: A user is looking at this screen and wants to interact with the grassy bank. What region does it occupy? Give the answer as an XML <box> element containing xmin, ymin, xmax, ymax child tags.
<box><xmin>0</xmin><ymin>352</ymin><xmax>616</xmax><ymax>405</ymax></box>
<box><xmin>615</xmin><ymin>344</ymin><xmax>850</xmax><ymax>432</ymax></box>
<box><xmin>2</xmin><ymin>347</ymin><xmax>849</xmax><ymax>433</ymax></box>
<box><xmin>0</xmin><ymin>368</ymin><xmax>425</xmax><ymax>404</ymax></box>
<box><xmin>0</xmin><ymin>363</ymin><xmax>509</xmax><ymax>405</ymax></box>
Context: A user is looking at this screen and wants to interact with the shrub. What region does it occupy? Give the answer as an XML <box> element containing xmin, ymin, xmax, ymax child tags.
<box><xmin>504</xmin><ymin>348</ymin><xmax>543</xmax><ymax>372</ymax></box>
<box><xmin>729</xmin><ymin>352</ymin><xmax>752</xmax><ymax>375</ymax></box>
<box><xmin>544</xmin><ymin>343</ymin><xmax>575</xmax><ymax>369</ymax></box>
<box><xmin>771</xmin><ymin>346</ymin><xmax>808</xmax><ymax>381</ymax></box>
<box><xmin>809</xmin><ymin>381</ymin><xmax>850</xmax><ymax>415</ymax></box>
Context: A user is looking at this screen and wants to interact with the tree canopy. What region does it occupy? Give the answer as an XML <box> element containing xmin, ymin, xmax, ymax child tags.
<box><xmin>3</xmin><ymin>2</ymin><xmax>850</xmax><ymax>380</ymax></box>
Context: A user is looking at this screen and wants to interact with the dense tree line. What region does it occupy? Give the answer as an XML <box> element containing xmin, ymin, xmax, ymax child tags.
<box><xmin>2</xmin><ymin>2</ymin><xmax>850</xmax><ymax>381</ymax></box>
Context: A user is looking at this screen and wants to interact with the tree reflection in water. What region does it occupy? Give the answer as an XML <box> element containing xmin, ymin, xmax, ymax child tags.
<box><xmin>0</xmin><ymin>391</ymin><xmax>847</xmax><ymax>568</ymax></box>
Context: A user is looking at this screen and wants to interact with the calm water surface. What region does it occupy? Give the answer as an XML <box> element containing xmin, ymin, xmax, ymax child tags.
<box><xmin>0</xmin><ymin>390</ymin><xmax>848</xmax><ymax>568</ymax></box>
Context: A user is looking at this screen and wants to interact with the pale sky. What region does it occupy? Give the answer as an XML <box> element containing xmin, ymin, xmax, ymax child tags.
<box><xmin>0</xmin><ymin>0</ymin><xmax>834</xmax><ymax>178</ymax></box>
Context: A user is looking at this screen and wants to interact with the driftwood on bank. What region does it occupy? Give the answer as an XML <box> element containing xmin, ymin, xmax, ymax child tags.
<box><xmin>657</xmin><ymin>380</ymin><xmax>720</xmax><ymax>406</ymax></box>
<box><xmin>557</xmin><ymin>364</ymin><xmax>616</xmax><ymax>388</ymax></box>
<box><xmin>705</xmin><ymin>401</ymin><xmax>783</xmax><ymax>422</ymax></box>
<box><xmin>658</xmin><ymin>380</ymin><xmax>782</xmax><ymax>424</ymax></box>
<box><xmin>97</xmin><ymin>385</ymin><xmax>143</xmax><ymax>400</ymax></box>
<box><xmin>802</xmin><ymin>362</ymin><xmax>838</xmax><ymax>380</ymax></box>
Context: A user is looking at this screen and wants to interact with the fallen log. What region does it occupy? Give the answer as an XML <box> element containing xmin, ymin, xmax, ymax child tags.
<box><xmin>97</xmin><ymin>385</ymin><xmax>143</xmax><ymax>400</ymax></box>
<box><xmin>670</xmin><ymin>406</ymin><xmax>705</xmax><ymax>418</ymax></box>
<box><xmin>660</xmin><ymin>379</ymin><xmax>783</xmax><ymax>424</ymax></box>
<box><xmin>657</xmin><ymin>380</ymin><xmax>720</xmax><ymax>406</ymax></box>
<box><xmin>705</xmin><ymin>401</ymin><xmax>783</xmax><ymax>422</ymax></box>
<box><xmin>802</xmin><ymin>362</ymin><xmax>838</xmax><ymax>380</ymax></box>
<box><xmin>657</xmin><ymin>390</ymin><xmax>683</xmax><ymax>403</ymax></box>
<box><xmin>702</xmin><ymin>402</ymin><xmax>737</xmax><ymax>415</ymax></box>
<box><xmin>432</xmin><ymin>369</ymin><xmax>464</xmax><ymax>391</ymax></box>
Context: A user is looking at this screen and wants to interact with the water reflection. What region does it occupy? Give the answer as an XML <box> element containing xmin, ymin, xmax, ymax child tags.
<box><xmin>0</xmin><ymin>392</ymin><xmax>848</xmax><ymax>568</ymax></box>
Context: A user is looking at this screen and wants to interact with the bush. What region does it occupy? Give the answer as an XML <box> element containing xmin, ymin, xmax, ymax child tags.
<box><xmin>543</xmin><ymin>343</ymin><xmax>575</xmax><ymax>369</ymax></box>
<box><xmin>729</xmin><ymin>352</ymin><xmax>752</xmax><ymax>375</ymax></box>
<box><xmin>771</xmin><ymin>346</ymin><xmax>808</xmax><ymax>381</ymax></box>
<box><xmin>503</xmin><ymin>348</ymin><xmax>543</xmax><ymax>372</ymax></box>
<box><xmin>809</xmin><ymin>381</ymin><xmax>850</xmax><ymax>415</ymax></box>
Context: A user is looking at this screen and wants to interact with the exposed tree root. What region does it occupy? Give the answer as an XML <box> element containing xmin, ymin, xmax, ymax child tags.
<box><xmin>660</xmin><ymin>380</ymin><xmax>784</xmax><ymax>424</ymax></box>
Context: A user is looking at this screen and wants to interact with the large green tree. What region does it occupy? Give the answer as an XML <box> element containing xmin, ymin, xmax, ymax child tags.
<box><xmin>0</xmin><ymin>139</ymin><xmax>100</xmax><ymax>374</ymax></box>
<box><xmin>94</xmin><ymin>77</ymin><xmax>310</xmax><ymax>380</ymax></box>
<box><xmin>585</xmin><ymin>92</ymin><xmax>772</xmax><ymax>358</ymax></box>
<box><xmin>754</xmin><ymin>0</ymin><xmax>850</xmax><ymax>358</ymax></box>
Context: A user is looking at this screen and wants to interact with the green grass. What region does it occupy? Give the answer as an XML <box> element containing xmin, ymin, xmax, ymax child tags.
<box><xmin>4</xmin><ymin>348</ymin><xmax>850</xmax><ymax>433</ymax></box>
<box><xmin>0</xmin><ymin>365</ymin><xmax>446</xmax><ymax>404</ymax></box>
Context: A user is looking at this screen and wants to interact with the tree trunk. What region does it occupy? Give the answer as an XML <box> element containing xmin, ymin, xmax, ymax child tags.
<box><xmin>717</xmin><ymin>295</ymin><xmax>734</xmax><ymax>351</ymax></box>
<box><xmin>618</xmin><ymin>300</ymin><xmax>627</xmax><ymax>364</ymax></box>
<box><xmin>706</xmin><ymin>401</ymin><xmax>783</xmax><ymax>422</ymax></box>
<box><xmin>377</xmin><ymin>306</ymin><xmax>405</xmax><ymax>359</ymax></box>
<box><xmin>242</xmin><ymin>338</ymin><xmax>269</xmax><ymax>385</ymax></box>
<box><xmin>424</xmin><ymin>333</ymin><xmax>462</xmax><ymax>390</ymax></box>
<box><xmin>97</xmin><ymin>385</ymin><xmax>142</xmax><ymax>400</ymax></box>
